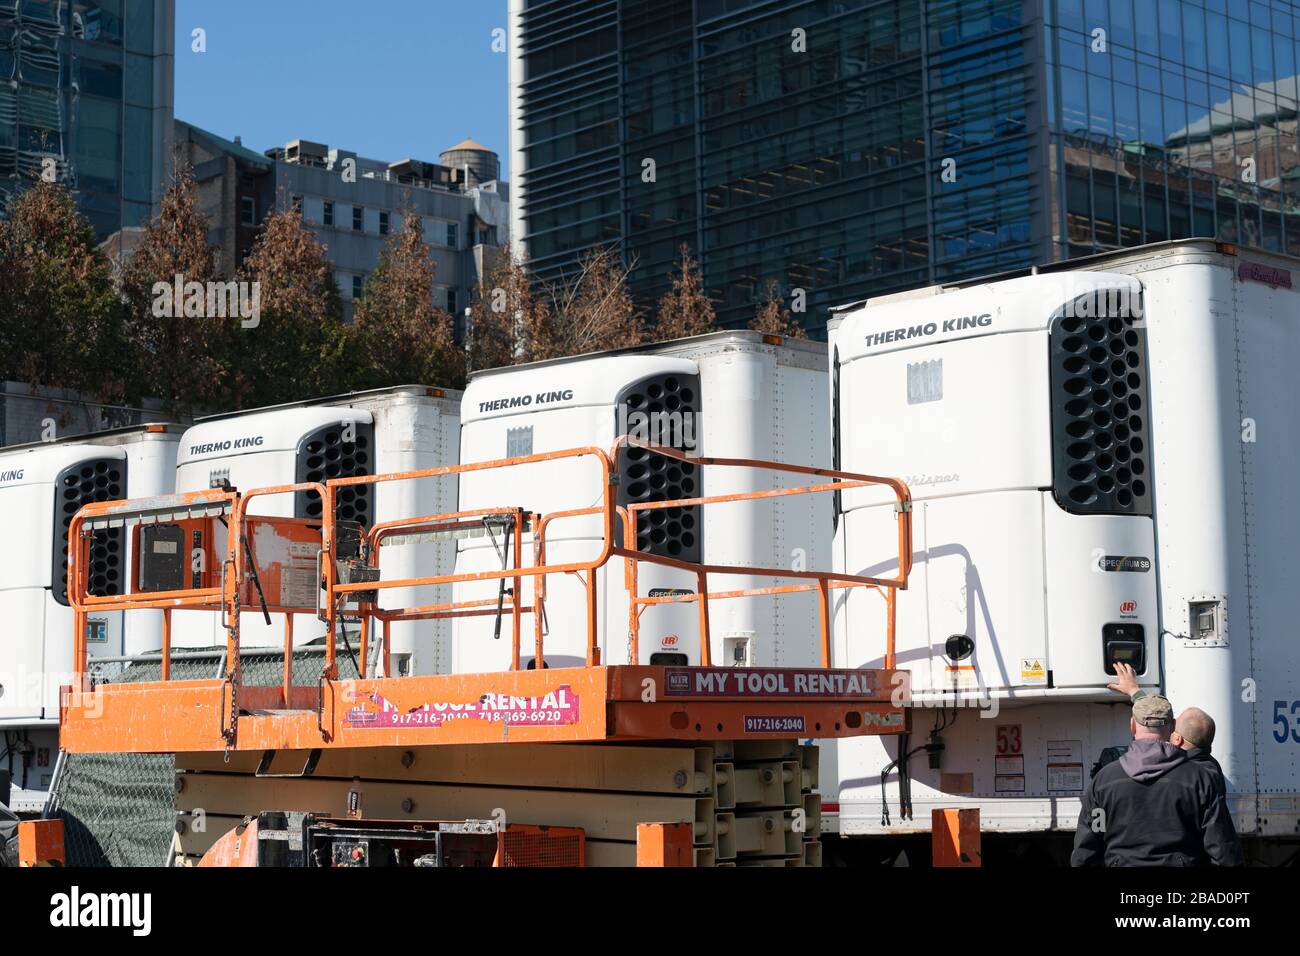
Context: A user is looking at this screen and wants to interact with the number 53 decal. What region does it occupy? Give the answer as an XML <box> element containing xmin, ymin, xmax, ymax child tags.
<box><xmin>1272</xmin><ymin>701</ymin><xmax>1300</xmax><ymax>744</ymax></box>
<box><xmin>996</xmin><ymin>724</ymin><xmax>1022</xmax><ymax>754</ymax></box>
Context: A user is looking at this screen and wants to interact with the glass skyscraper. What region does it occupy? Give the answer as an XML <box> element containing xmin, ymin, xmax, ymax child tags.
<box><xmin>508</xmin><ymin>0</ymin><xmax>1300</xmax><ymax>333</ymax></box>
<box><xmin>0</xmin><ymin>1</ymin><xmax>174</xmax><ymax>238</ymax></box>
<box><xmin>1056</xmin><ymin>0</ymin><xmax>1300</xmax><ymax>255</ymax></box>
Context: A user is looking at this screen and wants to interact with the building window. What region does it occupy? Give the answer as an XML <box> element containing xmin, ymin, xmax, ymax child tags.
<box><xmin>446</xmin><ymin>222</ymin><xmax>458</xmax><ymax>248</ymax></box>
<box><xmin>323</xmin><ymin>201</ymin><xmax>334</xmax><ymax>227</ymax></box>
<box><xmin>478</xmin><ymin>226</ymin><xmax>497</xmax><ymax>246</ymax></box>
<box><xmin>353</xmin><ymin>205</ymin><xmax>364</xmax><ymax>231</ymax></box>
<box><xmin>352</xmin><ymin>274</ymin><xmax>364</xmax><ymax>300</ymax></box>
<box><xmin>379</xmin><ymin>210</ymin><xmax>390</xmax><ymax>235</ymax></box>
<box><xmin>447</xmin><ymin>289</ymin><xmax>457</xmax><ymax>314</ymax></box>
<box><xmin>240</xmin><ymin>196</ymin><xmax>256</xmax><ymax>226</ymax></box>
<box><xmin>290</xmin><ymin>194</ymin><xmax>303</xmax><ymax>212</ymax></box>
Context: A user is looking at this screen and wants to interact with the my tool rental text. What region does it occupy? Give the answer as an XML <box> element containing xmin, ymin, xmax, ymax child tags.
<box><xmin>665</xmin><ymin>668</ymin><xmax>877</xmax><ymax>697</ymax></box>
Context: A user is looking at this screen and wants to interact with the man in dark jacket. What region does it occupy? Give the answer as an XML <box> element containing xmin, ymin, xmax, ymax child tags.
<box><xmin>1071</xmin><ymin>695</ymin><xmax>1244</xmax><ymax>866</ymax></box>
<box><xmin>1173</xmin><ymin>707</ymin><xmax>1228</xmax><ymax>798</ymax></box>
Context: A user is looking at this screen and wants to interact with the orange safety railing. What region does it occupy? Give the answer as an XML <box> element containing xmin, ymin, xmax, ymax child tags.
<box><xmin>67</xmin><ymin>443</ymin><xmax>912</xmax><ymax>708</ymax></box>
<box><xmin>67</xmin><ymin>447</ymin><xmax>616</xmax><ymax>698</ymax></box>
<box><xmin>363</xmin><ymin>507</ymin><xmax>538</xmax><ymax>675</ymax></box>
<box><xmin>69</xmin><ymin>487</ymin><xmax>241</xmax><ymax>682</ymax></box>
<box><xmin>325</xmin><ymin>445</ymin><xmax>616</xmax><ymax>676</ymax></box>
<box><xmin>608</xmin><ymin>437</ymin><xmax>912</xmax><ymax>670</ymax></box>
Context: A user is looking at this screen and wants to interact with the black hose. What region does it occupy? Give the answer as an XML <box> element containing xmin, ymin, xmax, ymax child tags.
<box><xmin>242</xmin><ymin>534</ymin><xmax>272</xmax><ymax>626</ymax></box>
<box><xmin>491</xmin><ymin>520</ymin><xmax>512</xmax><ymax>642</ymax></box>
<box><xmin>337</xmin><ymin>625</ymin><xmax>361</xmax><ymax>678</ymax></box>
<box><xmin>880</xmin><ymin>733</ymin><xmax>928</xmax><ymax>826</ymax></box>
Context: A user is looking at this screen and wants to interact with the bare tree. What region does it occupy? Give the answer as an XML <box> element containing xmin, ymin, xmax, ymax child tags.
<box><xmin>466</xmin><ymin>244</ymin><xmax>543</xmax><ymax>373</ymax></box>
<box><xmin>653</xmin><ymin>243</ymin><xmax>716</xmax><ymax>341</ymax></box>
<box><xmin>528</xmin><ymin>245</ymin><xmax>646</xmax><ymax>361</ymax></box>
<box><xmin>749</xmin><ymin>279</ymin><xmax>807</xmax><ymax>339</ymax></box>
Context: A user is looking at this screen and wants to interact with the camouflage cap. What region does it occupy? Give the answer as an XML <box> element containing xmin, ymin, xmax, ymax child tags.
<box><xmin>1133</xmin><ymin>694</ymin><xmax>1174</xmax><ymax>727</ymax></box>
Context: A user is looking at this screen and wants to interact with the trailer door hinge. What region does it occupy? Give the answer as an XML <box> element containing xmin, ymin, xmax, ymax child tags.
<box><xmin>895</xmin><ymin>500</ymin><xmax>912</xmax><ymax>513</ymax></box>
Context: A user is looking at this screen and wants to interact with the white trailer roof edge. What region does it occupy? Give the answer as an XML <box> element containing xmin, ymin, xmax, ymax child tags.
<box><xmin>192</xmin><ymin>383</ymin><xmax>464</xmax><ymax>425</ymax></box>
<box><xmin>0</xmin><ymin>421</ymin><xmax>185</xmax><ymax>455</ymax></box>
<box><xmin>467</xmin><ymin>330</ymin><xmax>827</xmax><ymax>383</ymax></box>
<box><xmin>829</xmin><ymin>238</ymin><xmax>1263</xmax><ymax>318</ymax></box>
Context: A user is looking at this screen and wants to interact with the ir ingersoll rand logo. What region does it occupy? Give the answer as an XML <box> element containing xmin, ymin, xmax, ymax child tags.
<box><xmin>1120</xmin><ymin>600</ymin><xmax>1138</xmax><ymax>618</ymax></box>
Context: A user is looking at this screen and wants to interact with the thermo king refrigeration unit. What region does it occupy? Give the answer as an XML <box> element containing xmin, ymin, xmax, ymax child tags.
<box><xmin>452</xmin><ymin>332</ymin><xmax>830</xmax><ymax>673</ymax></box>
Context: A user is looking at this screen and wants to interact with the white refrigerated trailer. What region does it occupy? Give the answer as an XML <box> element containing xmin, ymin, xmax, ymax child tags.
<box><xmin>0</xmin><ymin>423</ymin><xmax>183</xmax><ymax>812</ymax></box>
<box><xmin>452</xmin><ymin>331</ymin><xmax>830</xmax><ymax>672</ymax></box>
<box><xmin>826</xmin><ymin>239</ymin><xmax>1299</xmax><ymax>863</ymax></box>
<box><xmin>171</xmin><ymin>386</ymin><xmax>461</xmax><ymax>676</ymax></box>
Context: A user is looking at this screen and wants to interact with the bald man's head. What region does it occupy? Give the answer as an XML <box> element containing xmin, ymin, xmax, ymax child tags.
<box><xmin>1175</xmin><ymin>707</ymin><xmax>1216</xmax><ymax>752</ymax></box>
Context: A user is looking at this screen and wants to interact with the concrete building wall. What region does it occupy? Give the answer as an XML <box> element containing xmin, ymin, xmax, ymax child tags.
<box><xmin>175</xmin><ymin>121</ymin><xmax>272</xmax><ymax>275</ymax></box>
<box><xmin>163</xmin><ymin>123</ymin><xmax>510</xmax><ymax>328</ymax></box>
<box><xmin>273</xmin><ymin>157</ymin><xmax>510</xmax><ymax>325</ymax></box>
<box><xmin>0</xmin><ymin>383</ymin><xmax>170</xmax><ymax>448</ymax></box>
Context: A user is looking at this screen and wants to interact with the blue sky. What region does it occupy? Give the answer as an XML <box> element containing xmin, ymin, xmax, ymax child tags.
<box><xmin>174</xmin><ymin>1</ymin><xmax>511</xmax><ymax>176</ymax></box>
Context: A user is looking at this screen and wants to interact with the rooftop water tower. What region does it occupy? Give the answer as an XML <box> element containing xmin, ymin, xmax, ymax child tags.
<box><xmin>440</xmin><ymin>138</ymin><xmax>500</xmax><ymax>188</ymax></box>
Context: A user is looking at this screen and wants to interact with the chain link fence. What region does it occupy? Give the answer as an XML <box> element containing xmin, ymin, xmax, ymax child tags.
<box><xmin>46</xmin><ymin>643</ymin><xmax>360</xmax><ymax>866</ymax></box>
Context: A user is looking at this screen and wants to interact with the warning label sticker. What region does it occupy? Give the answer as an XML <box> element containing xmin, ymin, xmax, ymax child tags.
<box><xmin>281</xmin><ymin>561</ymin><xmax>317</xmax><ymax>609</ymax></box>
<box><xmin>1047</xmin><ymin>740</ymin><xmax>1082</xmax><ymax>764</ymax></box>
<box><xmin>1047</xmin><ymin>739</ymin><xmax>1085</xmax><ymax>792</ymax></box>
<box><xmin>995</xmin><ymin>754</ymin><xmax>1024</xmax><ymax>776</ymax></box>
<box><xmin>1020</xmin><ymin>658</ymin><xmax>1047</xmax><ymax>685</ymax></box>
<box><xmin>1048</xmin><ymin>764</ymin><xmax>1084</xmax><ymax>791</ymax></box>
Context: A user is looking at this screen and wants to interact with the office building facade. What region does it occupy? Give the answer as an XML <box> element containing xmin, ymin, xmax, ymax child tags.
<box><xmin>0</xmin><ymin>0</ymin><xmax>175</xmax><ymax>238</ymax></box>
<box><xmin>267</xmin><ymin>137</ymin><xmax>509</xmax><ymax>324</ymax></box>
<box><xmin>175</xmin><ymin>127</ymin><xmax>510</xmax><ymax>326</ymax></box>
<box><xmin>509</xmin><ymin>0</ymin><xmax>1300</xmax><ymax>333</ymax></box>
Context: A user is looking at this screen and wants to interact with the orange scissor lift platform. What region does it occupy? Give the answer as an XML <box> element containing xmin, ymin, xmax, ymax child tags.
<box><xmin>61</xmin><ymin>663</ymin><xmax>906</xmax><ymax>754</ymax></box>
<box><xmin>59</xmin><ymin>441</ymin><xmax>913</xmax><ymax>866</ymax></box>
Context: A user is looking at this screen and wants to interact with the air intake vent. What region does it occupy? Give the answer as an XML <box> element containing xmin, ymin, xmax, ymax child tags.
<box><xmin>617</xmin><ymin>373</ymin><xmax>702</xmax><ymax>562</ymax></box>
<box><xmin>296</xmin><ymin>422</ymin><xmax>375</xmax><ymax>527</ymax></box>
<box><xmin>53</xmin><ymin>457</ymin><xmax>126</xmax><ymax>606</ymax></box>
<box><xmin>1049</xmin><ymin>293</ymin><xmax>1152</xmax><ymax>516</ymax></box>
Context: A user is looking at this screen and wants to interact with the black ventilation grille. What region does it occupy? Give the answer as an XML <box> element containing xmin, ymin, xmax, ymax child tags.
<box><xmin>295</xmin><ymin>422</ymin><xmax>375</xmax><ymax>527</ymax></box>
<box><xmin>617</xmin><ymin>373</ymin><xmax>702</xmax><ymax>562</ymax></box>
<box><xmin>1049</xmin><ymin>294</ymin><xmax>1152</xmax><ymax>516</ymax></box>
<box><xmin>53</xmin><ymin>457</ymin><xmax>126</xmax><ymax>606</ymax></box>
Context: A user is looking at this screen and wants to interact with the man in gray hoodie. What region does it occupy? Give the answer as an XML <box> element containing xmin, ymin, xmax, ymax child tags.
<box><xmin>1071</xmin><ymin>695</ymin><xmax>1244</xmax><ymax>866</ymax></box>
